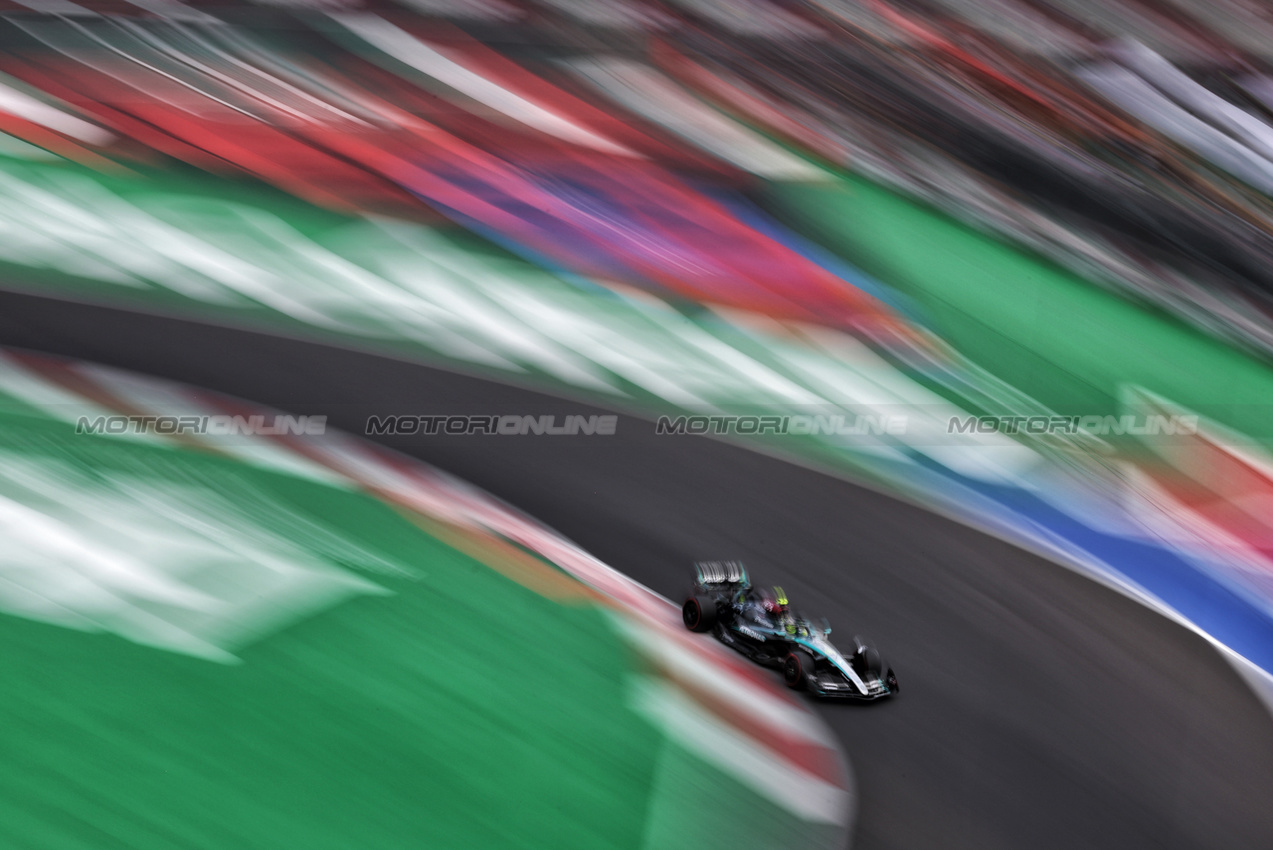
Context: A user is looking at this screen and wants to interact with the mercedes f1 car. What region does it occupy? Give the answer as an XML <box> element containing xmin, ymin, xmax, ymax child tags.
<box><xmin>682</xmin><ymin>561</ymin><xmax>898</xmax><ymax>700</ymax></box>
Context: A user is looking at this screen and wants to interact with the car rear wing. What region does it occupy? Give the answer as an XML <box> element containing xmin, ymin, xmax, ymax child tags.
<box><xmin>693</xmin><ymin>560</ymin><xmax>750</xmax><ymax>589</ymax></box>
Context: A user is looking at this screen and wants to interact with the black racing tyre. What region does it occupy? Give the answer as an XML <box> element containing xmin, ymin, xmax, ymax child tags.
<box><xmin>682</xmin><ymin>596</ymin><xmax>717</xmax><ymax>632</ymax></box>
<box><xmin>855</xmin><ymin>646</ymin><xmax>883</xmax><ymax>677</ymax></box>
<box><xmin>886</xmin><ymin>668</ymin><xmax>900</xmax><ymax>694</ymax></box>
<box><xmin>783</xmin><ymin>650</ymin><xmax>816</xmax><ymax>690</ymax></box>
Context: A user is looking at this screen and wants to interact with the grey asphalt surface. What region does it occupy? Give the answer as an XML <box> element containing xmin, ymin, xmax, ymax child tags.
<box><xmin>1</xmin><ymin>289</ymin><xmax>1272</xmax><ymax>849</ymax></box>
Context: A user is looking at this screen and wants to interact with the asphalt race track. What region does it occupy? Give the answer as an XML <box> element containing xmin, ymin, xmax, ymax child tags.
<box><xmin>2</xmin><ymin>289</ymin><xmax>1273</xmax><ymax>850</ymax></box>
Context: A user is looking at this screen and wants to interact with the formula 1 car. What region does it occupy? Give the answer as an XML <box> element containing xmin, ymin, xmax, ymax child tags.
<box><xmin>681</xmin><ymin>561</ymin><xmax>898</xmax><ymax>700</ymax></box>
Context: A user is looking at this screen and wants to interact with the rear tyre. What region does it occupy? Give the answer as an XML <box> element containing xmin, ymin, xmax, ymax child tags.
<box><xmin>886</xmin><ymin>668</ymin><xmax>899</xmax><ymax>694</ymax></box>
<box><xmin>784</xmin><ymin>650</ymin><xmax>816</xmax><ymax>690</ymax></box>
<box><xmin>682</xmin><ymin>596</ymin><xmax>717</xmax><ymax>632</ymax></box>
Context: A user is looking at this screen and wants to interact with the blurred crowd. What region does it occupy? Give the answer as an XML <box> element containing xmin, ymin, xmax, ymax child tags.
<box><xmin>5</xmin><ymin>0</ymin><xmax>1273</xmax><ymax>356</ymax></box>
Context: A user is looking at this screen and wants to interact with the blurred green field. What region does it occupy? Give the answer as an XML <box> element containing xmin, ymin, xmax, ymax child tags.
<box><xmin>0</xmin><ymin>393</ymin><xmax>830</xmax><ymax>849</ymax></box>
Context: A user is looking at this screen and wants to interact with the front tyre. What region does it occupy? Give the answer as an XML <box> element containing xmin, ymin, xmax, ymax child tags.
<box><xmin>784</xmin><ymin>650</ymin><xmax>816</xmax><ymax>690</ymax></box>
<box><xmin>682</xmin><ymin>596</ymin><xmax>717</xmax><ymax>632</ymax></box>
<box><xmin>854</xmin><ymin>646</ymin><xmax>883</xmax><ymax>678</ymax></box>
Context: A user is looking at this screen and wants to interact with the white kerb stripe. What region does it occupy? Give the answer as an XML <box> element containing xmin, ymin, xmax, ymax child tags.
<box><xmin>629</xmin><ymin>674</ymin><xmax>851</xmax><ymax>825</ymax></box>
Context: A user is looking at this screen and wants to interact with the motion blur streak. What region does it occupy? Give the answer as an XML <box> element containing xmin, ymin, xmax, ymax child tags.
<box><xmin>4</xmin><ymin>0</ymin><xmax>1273</xmax><ymax>847</ymax></box>
<box><xmin>7</xmin><ymin>308</ymin><xmax>1269</xmax><ymax>850</ymax></box>
<box><xmin>0</xmin><ymin>350</ymin><xmax>852</xmax><ymax>848</ymax></box>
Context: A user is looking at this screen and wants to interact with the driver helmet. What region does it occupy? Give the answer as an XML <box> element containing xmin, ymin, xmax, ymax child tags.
<box><xmin>762</xmin><ymin>586</ymin><xmax>789</xmax><ymax>616</ymax></box>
